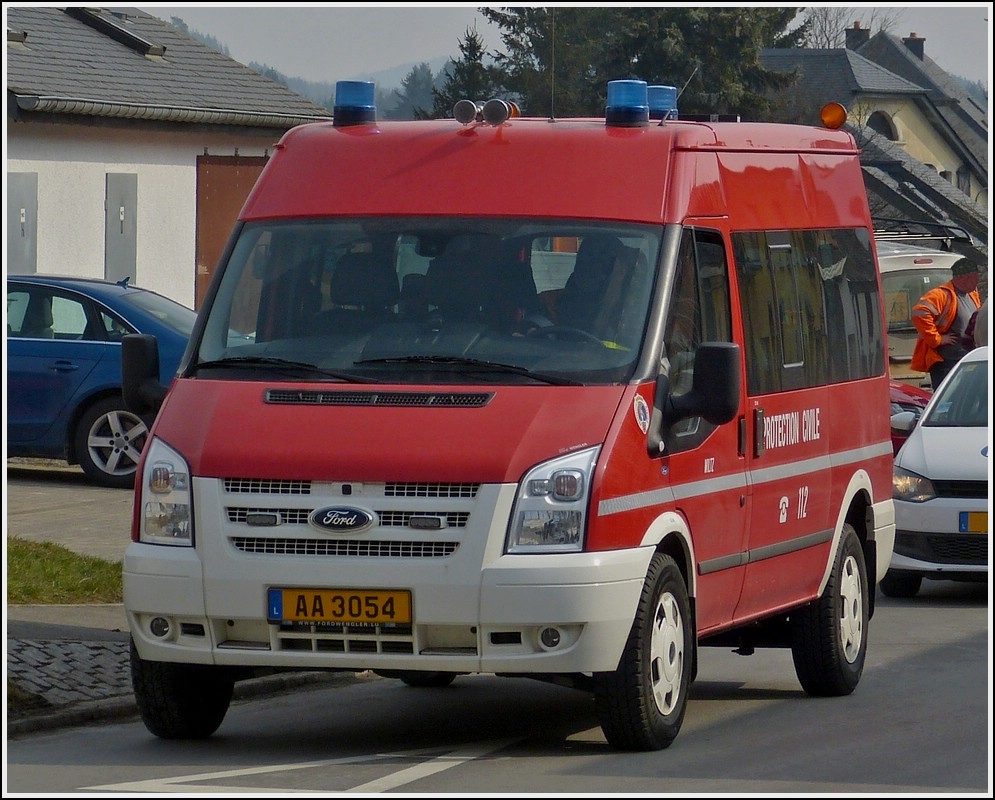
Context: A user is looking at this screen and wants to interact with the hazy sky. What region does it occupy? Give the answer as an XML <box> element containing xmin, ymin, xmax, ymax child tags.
<box><xmin>139</xmin><ymin>4</ymin><xmax>992</xmax><ymax>88</ymax></box>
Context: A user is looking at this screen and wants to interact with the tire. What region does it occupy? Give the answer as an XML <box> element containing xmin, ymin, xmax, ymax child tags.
<box><xmin>130</xmin><ymin>638</ymin><xmax>234</xmax><ymax>739</ymax></box>
<box><xmin>879</xmin><ymin>569</ymin><xmax>923</xmax><ymax>598</ymax></box>
<box><xmin>592</xmin><ymin>552</ymin><xmax>692</xmax><ymax>751</ymax></box>
<box><xmin>790</xmin><ymin>524</ymin><xmax>868</xmax><ymax>696</ymax></box>
<box><xmin>73</xmin><ymin>396</ymin><xmax>150</xmax><ymax>489</ymax></box>
<box><xmin>374</xmin><ymin>670</ymin><xmax>457</xmax><ymax>688</ymax></box>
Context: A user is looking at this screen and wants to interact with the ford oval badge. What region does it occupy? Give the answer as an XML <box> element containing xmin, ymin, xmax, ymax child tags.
<box><xmin>309</xmin><ymin>506</ymin><xmax>375</xmax><ymax>534</ymax></box>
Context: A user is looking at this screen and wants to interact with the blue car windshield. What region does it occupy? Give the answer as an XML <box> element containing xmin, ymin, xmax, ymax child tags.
<box><xmin>126</xmin><ymin>290</ymin><xmax>198</xmax><ymax>337</ymax></box>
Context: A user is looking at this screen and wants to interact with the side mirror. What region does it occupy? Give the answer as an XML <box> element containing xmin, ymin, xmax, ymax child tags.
<box><xmin>890</xmin><ymin>410</ymin><xmax>918</xmax><ymax>434</ymax></box>
<box><xmin>647</xmin><ymin>342</ymin><xmax>741</xmax><ymax>454</ymax></box>
<box><xmin>667</xmin><ymin>342</ymin><xmax>741</xmax><ymax>426</ymax></box>
<box><xmin>122</xmin><ymin>333</ymin><xmax>167</xmax><ymax>416</ymax></box>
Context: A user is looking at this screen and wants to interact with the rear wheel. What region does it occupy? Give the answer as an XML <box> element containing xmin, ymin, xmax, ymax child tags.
<box><xmin>592</xmin><ymin>552</ymin><xmax>692</xmax><ymax>751</ymax></box>
<box><xmin>73</xmin><ymin>396</ymin><xmax>149</xmax><ymax>488</ymax></box>
<box><xmin>879</xmin><ymin>569</ymin><xmax>923</xmax><ymax>598</ymax></box>
<box><xmin>130</xmin><ymin>638</ymin><xmax>234</xmax><ymax>739</ymax></box>
<box><xmin>791</xmin><ymin>524</ymin><xmax>868</xmax><ymax>696</ymax></box>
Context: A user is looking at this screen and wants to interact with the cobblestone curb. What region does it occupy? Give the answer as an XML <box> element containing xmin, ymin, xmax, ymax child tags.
<box><xmin>7</xmin><ymin>636</ymin><xmax>376</xmax><ymax>738</ymax></box>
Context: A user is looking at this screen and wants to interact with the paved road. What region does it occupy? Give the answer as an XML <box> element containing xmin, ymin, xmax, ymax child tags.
<box><xmin>6</xmin><ymin>458</ymin><xmax>135</xmax><ymax>563</ymax></box>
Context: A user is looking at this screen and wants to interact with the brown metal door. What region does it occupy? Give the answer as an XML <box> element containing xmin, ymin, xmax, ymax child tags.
<box><xmin>195</xmin><ymin>155</ymin><xmax>268</xmax><ymax>309</ymax></box>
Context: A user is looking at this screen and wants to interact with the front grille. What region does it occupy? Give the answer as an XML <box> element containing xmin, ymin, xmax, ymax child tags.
<box><xmin>231</xmin><ymin>537</ymin><xmax>458</xmax><ymax>558</ymax></box>
<box><xmin>224</xmin><ymin>478</ymin><xmax>311</xmax><ymax>495</ymax></box>
<box><xmin>229</xmin><ymin>507</ymin><xmax>311</xmax><ymax>525</ymax></box>
<box><xmin>932</xmin><ymin>480</ymin><xmax>989</xmax><ymax>500</ymax></box>
<box><xmin>227</xmin><ymin>508</ymin><xmax>469</xmax><ymax>528</ymax></box>
<box><xmin>221</xmin><ymin>479</ymin><xmax>479</xmax><ymax>559</ymax></box>
<box><xmin>222</xmin><ymin>479</ymin><xmax>479</xmax><ymax>498</ymax></box>
<box><xmin>893</xmin><ymin>530</ymin><xmax>988</xmax><ymax>565</ymax></box>
<box><xmin>275</xmin><ymin>622</ymin><xmax>414</xmax><ymax>654</ymax></box>
<box><xmin>385</xmin><ymin>482</ymin><xmax>478</xmax><ymax>499</ymax></box>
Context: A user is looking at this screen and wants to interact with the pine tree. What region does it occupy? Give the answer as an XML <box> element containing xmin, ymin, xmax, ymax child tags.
<box><xmin>425</xmin><ymin>27</ymin><xmax>506</xmax><ymax>119</ymax></box>
<box><xmin>480</xmin><ymin>7</ymin><xmax>807</xmax><ymax>119</ymax></box>
<box><xmin>382</xmin><ymin>63</ymin><xmax>437</xmax><ymax>120</ymax></box>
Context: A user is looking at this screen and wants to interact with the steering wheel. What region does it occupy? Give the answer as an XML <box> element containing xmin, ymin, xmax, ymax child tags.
<box><xmin>526</xmin><ymin>325</ymin><xmax>605</xmax><ymax>345</ymax></box>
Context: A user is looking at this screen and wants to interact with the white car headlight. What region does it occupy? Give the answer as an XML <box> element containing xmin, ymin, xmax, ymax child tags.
<box><xmin>139</xmin><ymin>438</ymin><xmax>193</xmax><ymax>546</ymax></box>
<box><xmin>506</xmin><ymin>446</ymin><xmax>600</xmax><ymax>553</ymax></box>
<box><xmin>893</xmin><ymin>465</ymin><xmax>937</xmax><ymax>503</ymax></box>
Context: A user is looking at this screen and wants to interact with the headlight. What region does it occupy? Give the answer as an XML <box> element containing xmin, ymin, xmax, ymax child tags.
<box><xmin>893</xmin><ymin>465</ymin><xmax>936</xmax><ymax>503</ymax></box>
<box><xmin>506</xmin><ymin>446</ymin><xmax>600</xmax><ymax>554</ymax></box>
<box><xmin>139</xmin><ymin>438</ymin><xmax>193</xmax><ymax>546</ymax></box>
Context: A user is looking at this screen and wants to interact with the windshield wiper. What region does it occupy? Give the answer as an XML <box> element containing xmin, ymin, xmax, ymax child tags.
<box><xmin>355</xmin><ymin>355</ymin><xmax>581</xmax><ymax>386</ymax></box>
<box><xmin>189</xmin><ymin>356</ymin><xmax>376</xmax><ymax>383</ymax></box>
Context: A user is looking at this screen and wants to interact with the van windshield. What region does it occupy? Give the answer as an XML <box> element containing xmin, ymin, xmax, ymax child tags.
<box><xmin>196</xmin><ymin>218</ymin><xmax>661</xmax><ymax>385</ymax></box>
<box><xmin>882</xmin><ymin>267</ymin><xmax>952</xmax><ymax>333</ymax></box>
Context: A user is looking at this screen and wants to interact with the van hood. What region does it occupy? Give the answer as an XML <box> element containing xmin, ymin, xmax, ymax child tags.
<box><xmin>151</xmin><ymin>379</ymin><xmax>627</xmax><ymax>483</ymax></box>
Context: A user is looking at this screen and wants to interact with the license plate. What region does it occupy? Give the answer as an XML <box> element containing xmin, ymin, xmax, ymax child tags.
<box><xmin>959</xmin><ymin>511</ymin><xmax>988</xmax><ymax>533</ymax></box>
<box><xmin>268</xmin><ymin>588</ymin><xmax>412</xmax><ymax>625</ymax></box>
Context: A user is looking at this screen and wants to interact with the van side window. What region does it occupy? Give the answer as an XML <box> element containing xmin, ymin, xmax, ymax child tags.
<box><xmin>733</xmin><ymin>228</ymin><xmax>883</xmax><ymax>395</ymax></box>
<box><xmin>663</xmin><ymin>228</ymin><xmax>732</xmax><ymax>452</ymax></box>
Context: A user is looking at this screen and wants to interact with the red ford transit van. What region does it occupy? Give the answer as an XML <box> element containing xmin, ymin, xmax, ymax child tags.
<box><xmin>123</xmin><ymin>81</ymin><xmax>896</xmax><ymax>751</ymax></box>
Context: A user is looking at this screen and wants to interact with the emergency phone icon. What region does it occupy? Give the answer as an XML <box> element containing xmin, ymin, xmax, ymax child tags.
<box><xmin>779</xmin><ymin>496</ymin><xmax>789</xmax><ymax>523</ymax></box>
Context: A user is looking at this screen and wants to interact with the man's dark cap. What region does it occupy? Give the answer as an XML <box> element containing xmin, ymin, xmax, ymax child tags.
<box><xmin>951</xmin><ymin>258</ymin><xmax>979</xmax><ymax>276</ymax></box>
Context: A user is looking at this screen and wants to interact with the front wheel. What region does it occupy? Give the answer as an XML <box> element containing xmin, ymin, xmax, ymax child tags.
<box><xmin>791</xmin><ymin>524</ymin><xmax>868</xmax><ymax>696</ymax></box>
<box><xmin>592</xmin><ymin>552</ymin><xmax>692</xmax><ymax>751</ymax></box>
<box><xmin>73</xmin><ymin>396</ymin><xmax>149</xmax><ymax>488</ymax></box>
<box><xmin>131</xmin><ymin>638</ymin><xmax>234</xmax><ymax>739</ymax></box>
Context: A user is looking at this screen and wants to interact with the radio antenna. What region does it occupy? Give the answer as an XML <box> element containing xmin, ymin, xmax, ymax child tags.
<box><xmin>549</xmin><ymin>8</ymin><xmax>555</xmax><ymax>119</ymax></box>
<box><xmin>677</xmin><ymin>60</ymin><xmax>701</xmax><ymax>100</ymax></box>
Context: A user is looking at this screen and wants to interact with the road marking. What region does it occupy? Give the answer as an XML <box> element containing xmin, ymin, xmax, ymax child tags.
<box><xmin>83</xmin><ymin>739</ymin><xmax>518</xmax><ymax>793</ymax></box>
<box><xmin>347</xmin><ymin>739</ymin><xmax>515</xmax><ymax>793</ymax></box>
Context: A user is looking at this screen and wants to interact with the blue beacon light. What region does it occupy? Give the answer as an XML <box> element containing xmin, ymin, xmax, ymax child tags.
<box><xmin>605</xmin><ymin>80</ymin><xmax>649</xmax><ymax>127</ymax></box>
<box><xmin>648</xmin><ymin>85</ymin><xmax>678</xmax><ymax>121</ymax></box>
<box><xmin>333</xmin><ymin>80</ymin><xmax>377</xmax><ymax>127</ymax></box>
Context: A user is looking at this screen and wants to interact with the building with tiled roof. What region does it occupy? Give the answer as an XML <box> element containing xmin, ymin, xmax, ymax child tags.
<box><xmin>852</xmin><ymin>26</ymin><xmax>986</xmax><ymax>206</ymax></box>
<box><xmin>6</xmin><ymin>6</ymin><xmax>332</xmax><ymax>307</ymax></box>
<box><xmin>761</xmin><ymin>24</ymin><xmax>987</xmax><ymax>223</ymax></box>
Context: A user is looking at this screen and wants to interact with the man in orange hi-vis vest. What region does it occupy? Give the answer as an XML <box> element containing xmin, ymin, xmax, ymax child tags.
<box><xmin>911</xmin><ymin>257</ymin><xmax>982</xmax><ymax>389</ymax></box>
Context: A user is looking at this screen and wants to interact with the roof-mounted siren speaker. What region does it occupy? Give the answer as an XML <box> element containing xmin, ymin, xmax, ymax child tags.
<box><xmin>482</xmin><ymin>98</ymin><xmax>519</xmax><ymax>125</ymax></box>
<box><xmin>334</xmin><ymin>80</ymin><xmax>377</xmax><ymax>127</ymax></box>
<box><xmin>605</xmin><ymin>80</ymin><xmax>649</xmax><ymax>128</ymax></box>
<box><xmin>453</xmin><ymin>99</ymin><xmax>483</xmax><ymax>124</ymax></box>
<box><xmin>648</xmin><ymin>85</ymin><xmax>678</xmax><ymax>121</ymax></box>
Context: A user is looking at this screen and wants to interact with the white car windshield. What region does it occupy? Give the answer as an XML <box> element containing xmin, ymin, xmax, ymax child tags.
<box><xmin>922</xmin><ymin>357</ymin><xmax>988</xmax><ymax>428</ymax></box>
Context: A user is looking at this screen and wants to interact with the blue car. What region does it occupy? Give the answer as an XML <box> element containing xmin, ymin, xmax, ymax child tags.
<box><xmin>6</xmin><ymin>275</ymin><xmax>197</xmax><ymax>488</ymax></box>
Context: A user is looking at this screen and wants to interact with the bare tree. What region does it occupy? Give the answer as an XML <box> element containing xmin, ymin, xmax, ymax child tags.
<box><xmin>802</xmin><ymin>6</ymin><xmax>906</xmax><ymax>48</ymax></box>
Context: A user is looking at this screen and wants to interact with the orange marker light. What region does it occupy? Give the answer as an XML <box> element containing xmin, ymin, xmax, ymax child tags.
<box><xmin>820</xmin><ymin>102</ymin><xmax>848</xmax><ymax>129</ymax></box>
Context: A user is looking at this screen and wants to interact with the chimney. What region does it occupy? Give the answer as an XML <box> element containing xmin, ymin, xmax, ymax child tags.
<box><xmin>902</xmin><ymin>32</ymin><xmax>925</xmax><ymax>60</ymax></box>
<box><xmin>846</xmin><ymin>21</ymin><xmax>870</xmax><ymax>50</ymax></box>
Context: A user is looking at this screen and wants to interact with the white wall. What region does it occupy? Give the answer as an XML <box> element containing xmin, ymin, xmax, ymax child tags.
<box><xmin>6</xmin><ymin>122</ymin><xmax>278</xmax><ymax>307</ymax></box>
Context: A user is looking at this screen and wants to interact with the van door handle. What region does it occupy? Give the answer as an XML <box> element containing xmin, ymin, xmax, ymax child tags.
<box><xmin>753</xmin><ymin>407</ymin><xmax>765</xmax><ymax>458</ymax></box>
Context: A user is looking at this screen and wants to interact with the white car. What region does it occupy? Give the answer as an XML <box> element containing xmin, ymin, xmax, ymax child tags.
<box><xmin>885</xmin><ymin>345</ymin><xmax>989</xmax><ymax>597</ymax></box>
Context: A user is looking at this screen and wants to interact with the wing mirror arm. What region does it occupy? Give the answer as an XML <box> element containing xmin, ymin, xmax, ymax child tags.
<box><xmin>122</xmin><ymin>333</ymin><xmax>167</xmax><ymax>416</ymax></box>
